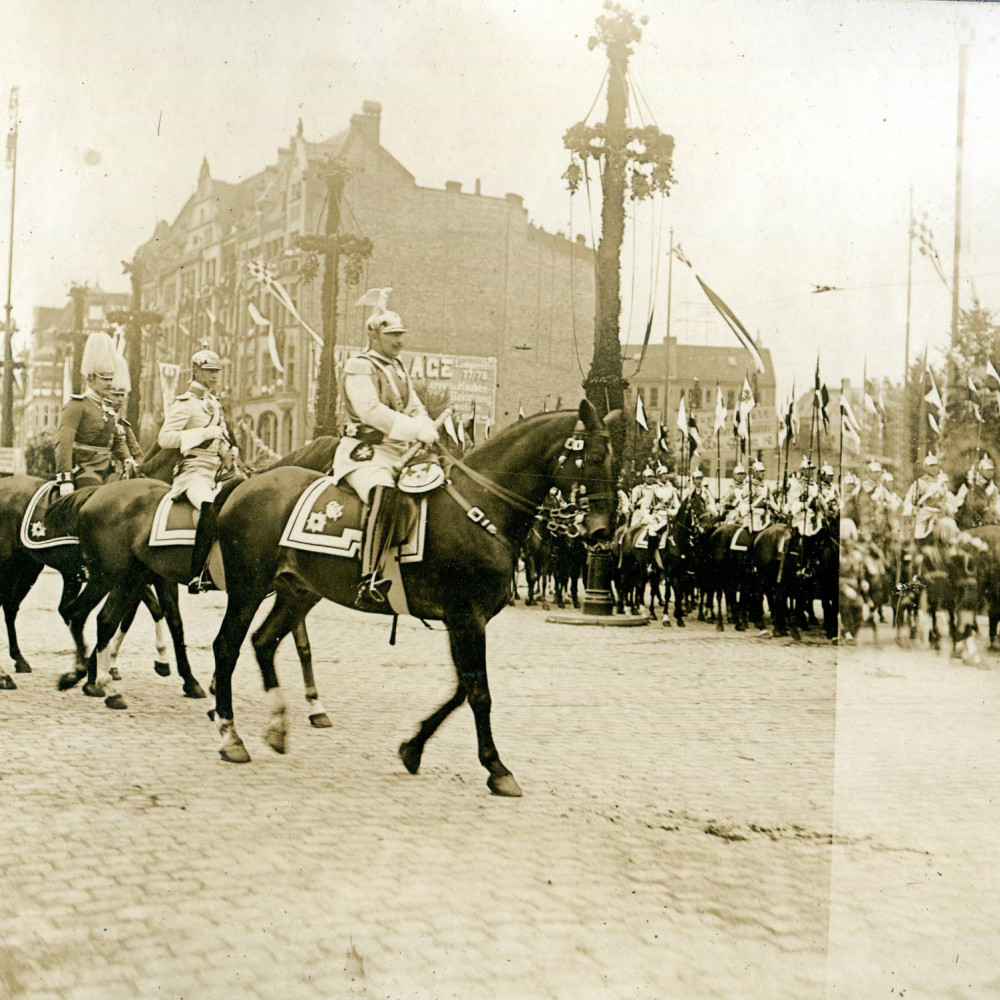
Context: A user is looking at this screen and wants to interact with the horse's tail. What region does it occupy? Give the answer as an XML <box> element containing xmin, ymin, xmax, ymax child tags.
<box><xmin>46</xmin><ymin>485</ymin><xmax>102</xmax><ymax>536</ymax></box>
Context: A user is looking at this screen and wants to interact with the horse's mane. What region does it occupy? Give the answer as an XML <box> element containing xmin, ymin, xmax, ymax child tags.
<box><xmin>460</xmin><ymin>411</ymin><xmax>579</xmax><ymax>469</ymax></box>
<box><xmin>139</xmin><ymin>445</ymin><xmax>181</xmax><ymax>484</ymax></box>
<box><xmin>46</xmin><ymin>485</ymin><xmax>102</xmax><ymax>536</ymax></box>
<box><xmin>264</xmin><ymin>435</ymin><xmax>339</xmax><ymax>473</ymax></box>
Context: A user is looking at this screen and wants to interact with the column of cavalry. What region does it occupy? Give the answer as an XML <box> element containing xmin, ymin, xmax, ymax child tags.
<box><xmin>0</xmin><ymin>291</ymin><xmax>623</xmax><ymax>797</ymax></box>
<box><xmin>841</xmin><ymin>453</ymin><xmax>1000</xmax><ymax>658</ymax></box>
<box><xmin>555</xmin><ymin>457</ymin><xmax>839</xmax><ymax>639</ymax></box>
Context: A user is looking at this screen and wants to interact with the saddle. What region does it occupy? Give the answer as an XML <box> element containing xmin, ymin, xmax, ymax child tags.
<box><xmin>20</xmin><ymin>482</ymin><xmax>79</xmax><ymax>550</ymax></box>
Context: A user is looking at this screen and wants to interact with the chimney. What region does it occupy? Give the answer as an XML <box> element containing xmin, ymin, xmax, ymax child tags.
<box><xmin>445</xmin><ymin>181</ymin><xmax>461</xmax><ymax>194</ymax></box>
<box><xmin>505</xmin><ymin>192</ymin><xmax>523</xmax><ymax>209</ymax></box>
<box><xmin>475</xmin><ymin>178</ymin><xmax>481</xmax><ymax>195</ymax></box>
<box><xmin>359</xmin><ymin>100</ymin><xmax>381</xmax><ymax>146</ymax></box>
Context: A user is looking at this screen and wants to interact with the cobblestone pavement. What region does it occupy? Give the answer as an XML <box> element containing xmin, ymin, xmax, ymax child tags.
<box><xmin>0</xmin><ymin>570</ymin><xmax>995</xmax><ymax>999</ymax></box>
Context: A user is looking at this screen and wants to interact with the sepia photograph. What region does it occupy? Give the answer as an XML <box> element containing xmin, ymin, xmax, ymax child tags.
<box><xmin>1</xmin><ymin>0</ymin><xmax>998</xmax><ymax>997</ymax></box>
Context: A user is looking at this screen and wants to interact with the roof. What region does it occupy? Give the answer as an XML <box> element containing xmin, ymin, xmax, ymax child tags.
<box><xmin>631</xmin><ymin>340</ymin><xmax>776</xmax><ymax>384</ymax></box>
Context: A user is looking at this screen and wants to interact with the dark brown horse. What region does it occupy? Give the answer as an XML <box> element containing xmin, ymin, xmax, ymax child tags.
<box><xmin>0</xmin><ymin>469</ymin><xmax>174</xmax><ymax>692</ymax></box>
<box><xmin>56</xmin><ymin>438</ymin><xmax>341</xmax><ymax>712</ymax></box>
<box><xmin>207</xmin><ymin>402</ymin><xmax>619</xmax><ymax>796</ymax></box>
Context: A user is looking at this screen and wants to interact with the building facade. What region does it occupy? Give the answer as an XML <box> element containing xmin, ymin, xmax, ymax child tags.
<box><xmin>128</xmin><ymin>102</ymin><xmax>596</xmax><ymax>455</ymax></box>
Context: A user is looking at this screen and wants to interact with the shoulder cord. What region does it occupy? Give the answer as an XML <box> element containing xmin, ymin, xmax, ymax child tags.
<box><xmin>363</xmin><ymin>353</ymin><xmax>406</xmax><ymax>411</ymax></box>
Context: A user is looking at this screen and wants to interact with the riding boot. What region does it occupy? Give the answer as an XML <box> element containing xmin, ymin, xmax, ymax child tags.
<box><xmin>356</xmin><ymin>485</ymin><xmax>400</xmax><ymax>611</ymax></box>
<box><xmin>188</xmin><ymin>501</ymin><xmax>220</xmax><ymax>594</ymax></box>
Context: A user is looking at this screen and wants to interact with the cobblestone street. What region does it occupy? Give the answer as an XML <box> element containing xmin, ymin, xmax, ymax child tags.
<box><xmin>0</xmin><ymin>569</ymin><xmax>996</xmax><ymax>999</ymax></box>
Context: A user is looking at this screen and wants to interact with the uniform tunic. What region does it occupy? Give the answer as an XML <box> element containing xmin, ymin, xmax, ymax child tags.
<box><xmin>157</xmin><ymin>382</ymin><xmax>232</xmax><ymax>507</ymax></box>
<box><xmin>55</xmin><ymin>389</ymin><xmax>125</xmax><ymax>486</ymax></box>
<box><xmin>903</xmin><ymin>473</ymin><xmax>954</xmax><ymax>540</ymax></box>
<box><xmin>332</xmin><ymin>348</ymin><xmax>430</xmax><ymax>502</ymax></box>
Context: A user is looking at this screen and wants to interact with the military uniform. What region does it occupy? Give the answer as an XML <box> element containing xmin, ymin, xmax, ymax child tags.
<box><xmin>332</xmin><ymin>347</ymin><xmax>432</xmax><ymax>503</ymax></box>
<box><xmin>55</xmin><ymin>389</ymin><xmax>126</xmax><ymax>487</ymax></box>
<box><xmin>158</xmin><ymin>383</ymin><xmax>233</xmax><ymax>507</ymax></box>
<box><xmin>683</xmin><ymin>479</ymin><xmax>718</xmax><ymax>519</ymax></box>
<box><xmin>903</xmin><ymin>470</ymin><xmax>954</xmax><ymax>540</ymax></box>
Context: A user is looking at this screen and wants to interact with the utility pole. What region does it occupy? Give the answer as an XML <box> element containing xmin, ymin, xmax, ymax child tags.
<box><xmin>297</xmin><ymin>156</ymin><xmax>372</xmax><ymax>438</ymax></box>
<box><xmin>2</xmin><ymin>86</ymin><xmax>18</xmax><ymax>448</ymax></box>
<box><xmin>563</xmin><ymin>4</ymin><xmax>675</xmax><ymax>617</ymax></box>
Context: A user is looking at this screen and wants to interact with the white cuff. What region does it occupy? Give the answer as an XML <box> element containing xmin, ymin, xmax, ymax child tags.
<box><xmin>387</xmin><ymin>412</ymin><xmax>422</xmax><ymax>442</ymax></box>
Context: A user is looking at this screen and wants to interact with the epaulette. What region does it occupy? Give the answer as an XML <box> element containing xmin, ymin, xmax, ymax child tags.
<box><xmin>174</xmin><ymin>391</ymin><xmax>192</xmax><ymax>400</ymax></box>
<box><xmin>343</xmin><ymin>356</ymin><xmax>376</xmax><ymax>376</ymax></box>
<box><xmin>119</xmin><ymin>416</ymin><xmax>133</xmax><ymax>428</ymax></box>
<box><xmin>70</xmin><ymin>393</ymin><xmax>84</xmax><ymax>400</ymax></box>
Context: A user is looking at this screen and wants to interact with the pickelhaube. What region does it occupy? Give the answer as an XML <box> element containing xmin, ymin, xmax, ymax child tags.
<box><xmin>732</xmin><ymin>464</ymin><xmax>746</xmax><ymax>479</ymax></box>
<box><xmin>642</xmin><ymin>467</ymin><xmax>654</xmax><ymax>479</ymax></box>
<box><xmin>192</xmin><ymin>349</ymin><xmax>223</xmax><ymax>371</ymax></box>
<box><xmin>357</xmin><ymin>287</ymin><xmax>406</xmax><ymax>336</ymax></box>
<box><xmin>866</xmin><ymin>460</ymin><xmax>882</xmax><ymax>476</ymax></box>
<box><xmin>882</xmin><ymin>470</ymin><xmax>895</xmax><ymax>485</ymax></box>
<box><xmin>692</xmin><ymin>468</ymin><xmax>704</xmax><ymax>480</ymax></box>
<box><xmin>80</xmin><ymin>332</ymin><xmax>118</xmax><ymax>379</ymax></box>
<box><xmin>751</xmin><ymin>460</ymin><xmax>766</xmax><ymax>476</ymax></box>
<box><xmin>980</xmin><ymin>456</ymin><xmax>995</xmax><ymax>475</ymax></box>
<box><xmin>819</xmin><ymin>463</ymin><xmax>834</xmax><ymax>479</ymax></box>
<box><xmin>655</xmin><ymin>465</ymin><xmax>668</xmax><ymax>476</ymax></box>
<box><xmin>923</xmin><ymin>453</ymin><xmax>940</xmax><ymax>469</ymax></box>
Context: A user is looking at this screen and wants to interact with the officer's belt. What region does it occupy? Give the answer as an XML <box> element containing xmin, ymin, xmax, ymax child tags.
<box><xmin>72</xmin><ymin>443</ymin><xmax>111</xmax><ymax>456</ymax></box>
<box><xmin>354</xmin><ymin>425</ymin><xmax>385</xmax><ymax>446</ymax></box>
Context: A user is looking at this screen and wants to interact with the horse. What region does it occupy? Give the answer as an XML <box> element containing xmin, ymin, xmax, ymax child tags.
<box><xmin>0</xmin><ymin>464</ymin><xmax>176</xmax><ymax>691</ymax></box>
<box><xmin>706</xmin><ymin>522</ymin><xmax>760</xmax><ymax>631</ymax></box>
<box><xmin>521</xmin><ymin>521</ymin><xmax>555</xmax><ymax>609</ymax></box>
<box><xmin>206</xmin><ymin>401</ymin><xmax>618</xmax><ymax>796</ymax></box>
<box><xmin>613</xmin><ymin>518</ymin><xmax>672</xmax><ymax>619</ymax></box>
<box><xmin>955</xmin><ymin>482</ymin><xmax>999</xmax><ymax>531</ymax></box>
<box><xmin>54</xmin><ymin>437</ymin><xmax>342</xmax><ymax>713</ymax></box>
<box><xmin>668</xmin><ymin>492</ymin><xmax>716</xmax><ymax>627</ymax></box>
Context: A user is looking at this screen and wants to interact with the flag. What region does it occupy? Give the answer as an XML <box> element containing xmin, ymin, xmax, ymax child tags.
<box><xmin>841</xmin><ymin>412</ymin><xmax>861</xmax><ymax>452</ymax></box>
<box><xmin>924</xmin><ymin>369</ymin><xmax>943</xmax><ymax>412</ymax></box>
<box><xmin>249</xmin><ymin>258</ymin><xmax>324</xmax><ymax>347</ymax></box>
<box><xmin>968</xmin><ymin>376</ymin><xmax>983</xmax><ymax>422</ymax></box>
<box><xmin>695</xmin><ymin>276</ymin><xmax>766</xmax><ymax>374</ymax></box>
<box><xmin>928</xmin><ymin>412</ymin><xmax>941</xmax><ymax>436</ymax></box>
<box><xmin>466</xmin><ymin>401</ymin><xmax>476</xmax><ymax>447</ymax></box>
<box><xmin>248</xmin><ymin>302</ymin><xmax>270</xmax><ymax>327</ymax></box>
<box><xmin>442</xmin><ymin>411</ymin><xmax>459</xmax><ymax>445</ymax></box>
<box><xmin>839</xmin><ymin>394</ymin><xmax>862</xmax><ymax>437</ymax></box>
<box><xmin>205</xmin><ymin>305</ymin><xmax>218</xmax><ymax>327</ymax></box>
<box><xmin>713</xmin><ymin>383</ymin><xmax>727</xmax><ymax>435</ymax></box>
<box><xmin>457</xmin><ymin>419</ymin><xmax>465</xmax><ymax>448</ymax></box>
<box><xmin>987</xmin><ymin>359</ymin><xmax>1000</xmax><ymax>387</ymax></box>
<box><xmin>864</xmin><ymin>377</ymin><xmax>878</xmax><ymax>416</ymax></box>
<box><xmin>635</xmin><ymin>391</ymin><xmax>648</xmax><ymax>431</ymax></box>
<box><xmin>179</xmin><ymin>322</ymin><xmax>192</xmax><ymax>340</ymax></box>
<box><xmin>266</xmin><ymin>328</ymin><xmax>285</xmax><ymax>374</ymax></box>
<box><xmin>656</xmin><ymin>421</ymin><xmax>670</xmax><ymax>454</ymax></box>
<box><xmin>518</xmin><ymin>400</ymin><xmax>525</xmax><ymax>421</ymax></box>
<box><xmin>676</xmin><ymin>391</ymin><xmax>687</xmax><ymax>437</ymax></box>
<box><xmin>688</xmin><ymin>413</ymin><xmax>702</xmax><ymax>455</ymax></box>
<box><xmin>738</xmin><ymin>377</ymin><xmax>755</xmax><ymax>423</ymax></box>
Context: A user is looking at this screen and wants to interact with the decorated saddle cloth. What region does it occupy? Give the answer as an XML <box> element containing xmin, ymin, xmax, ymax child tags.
<box><xmin>20</xmin><ymin>483</ymin><xmax>78</xmax><ymax>550</ymax></box>
<box><xmin>279</xmin><ymin>476</ymin><xmax>430</xmax><ymax>617</ymax></box>
<box><xmin>148</xmin><ymin>492</ymin><xmax>199</xmax><ymax>546</ymax></box>
<box><xmin>633</xmin><ymin>515</ymin><xmax>670</xmax><ymax>551</ymax></box>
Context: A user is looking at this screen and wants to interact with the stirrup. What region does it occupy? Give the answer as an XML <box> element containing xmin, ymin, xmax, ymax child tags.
<box><xmin>356</xmin><ymin>574</ymin><xmax>391</xmax><ymax>610</ymax></box>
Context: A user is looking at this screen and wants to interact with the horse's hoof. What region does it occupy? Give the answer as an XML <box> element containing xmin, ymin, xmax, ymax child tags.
<box><xmin>309</xmin><ymin>712</ymin><xmax>333</xmax><ymax>728</ymax></box>
<box><xmin>109</xmin><ymin>667</ymin><xmax>121</xmax><ymax>682</ymax></box>
<box><xmin>57</xmin><ymin>670</ymin><xmax>83</xmax><ymax>691</ymax></box>
<box><xmin>13</xmin><ymin>657</ymin><xmax>31</xmax><ymax>674</ymax></box>
<box><xmin>183</xmin><ymin>681</ymin><xmax>207</xmax><ymax>699</ymax></box>
<box><xmin>264</xmin><ymin>726</ymin><xmax>287</xmax><ymax>754</ymax></box>
<box><xmin>676</xmin><ymin>618</ymin><xmax>686</xmax><ymax>628</ymax></box>
<box><xmin>0</xmin><ymin>674</ymin><xmax>16</xmax><ymax>690</ymax></box>
<box><xmin>488</xmin><ymin>772</ymin><xmax>523</xmax><ymax>797</ymax></box>
<box><xmin>154</xmin><ymin>660</ymin><xmax>171</xmax><ymax>677</ymax></box>
<box><xmin>716</xmin><ymin>622</ymin><xmax>724</xmax><ymax>632</ymax></box>
<box><xmin>82</xmin><ymin>682</ymin><xmax>105</xmax><ymax>698</ymax></box>
<box><xmin>105</xmin><ymin>694</ymin><xmax>128</xmax><ymax>710</ymax></box>
<box><xmin>219</xmin><ymin>743</ymin><xmax>251</xmax><ymax>764</ymax></box>
<box><xmin>398</xmin><ymin>740</ymin><xmax>422</xmax><ymax>775</ymax></box>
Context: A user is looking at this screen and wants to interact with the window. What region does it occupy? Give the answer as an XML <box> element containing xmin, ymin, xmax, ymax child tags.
<box><xmin>281</xmin><ymin>411</ymin><xmax>293</xmax><ymax>453</ymax></box>
<box><xmin>727</xmin><ymin>390</ymin><xmax>736</xmax><ymax>410</ymax></box>
<box><xmin>649</xmin><ymin>386</ymin><xmax>658</xmax><ymax>407</ymax></box>
<box><xmin>257</xmin><ymin>411</ymin><xmax>277</xmax><ymax>452</ymax></box>
<box><xmin>290</xmin><ymin>182</ymin><xmax>302</xmax><ymax>201</ymax></box>
<box><xmin>285</xmin><ymin>341</ymin><xmax>296</xmax><ymax>390</ymax></box>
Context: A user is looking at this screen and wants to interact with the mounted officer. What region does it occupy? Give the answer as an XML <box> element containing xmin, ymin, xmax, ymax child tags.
<box><xmin>954</xmin><ymin>455</ymin><xmax>1000</xmax><ymax>526</ymax></box>
<box><xmin>157</xmin><ymin>348</ymin><xmax>236</xmax><ymax>593</ymax></box>
<box><xmin>629</xmin><ymin>468</ymin><xmax>655</xmax><ymax>527</ymax></box>
<box><xmin>720</xmin><ymin>464</ymin><xmax>746</xmax><ymax>521</ymax></box>
<box><xmin>903</xmin><ymin>453</ymin><xmax>954</xmax><ymax>541</ymax></box>
<box><xmin>54</xmin><ymin>332</ymin><xmax>128</xmax><ymax>496</ymax></box>
<box><xmin>332</xmin><ymin>287</ymin><xmax>439</xmax><ymax>611</ymax></box>
<box><xmin>683</xmin><ymin>468</ymin><xmax>718</xmax><ymax>520</ymax></box>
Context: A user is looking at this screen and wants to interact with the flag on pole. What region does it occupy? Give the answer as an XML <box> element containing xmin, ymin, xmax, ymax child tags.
<box><xmin>713</xmin><ymin>382</ymin><xmax>727</xmax><ymax>435</ymax></box>
<box><xmin>635</xmin><ymin>391</ymin><xmax>649</xmax><ymax>431</ymax></box>
<box><xmin>864</xmin><ymin>378</ymin><xmax>878</xmax><ymax>416</ymax></box>
<box><xmin>987</xmin><ymin>358</ymin><xmax>1000</xmax><ymax>387</ymax></box>
<box><xmin>928</xmin><ymin>412</ymin><xmax>941</xmax><ymax>436</ymax></box>
<box><xmin>518</xmin><ymin>400</ymin><xmax>526</xmax><ymax>421</ymax></box>
<box><xmin>250</xmin><ymin>258</ymin><xmax>324</xmax><ymax>347</ymax></box>
<box><xmin>924</xmin><ymin>369</ymin><xmax>943</xmax><ymax>412</ymax></box>
<box><xmin>841</xmin><ymin>411</ymin><xmax>861</xmax><ymax>452</ymax></box>
<box><xmin>676</xmin><ymin>391</ymin><xmax>687</xmax><ymax>438</ymax></box>
<box><xmin>688</xmin><ymin>413</ymin><xmax>702</xmax><ymax>455</ymax></box>
<box><xmin>656</xmin><ymin>421</ymin><xmax>670</xmax><ymax>454</ymax></box>
<box><xmin>968</xmin><ymin>376</ymin><xmax>984</xmax><ymax>422</ymax></box>
<box><xmin>457</xmin><ymin>419</ymin><xmax>465</xmax><ymax>448</ymax></box>
<box><xmin>738</xmin><ymin>377</ymin><xmax>755</xmax><ymax>428</ymax></box>
<box><xmin>694</xmin><ymin>276</ymin><xmax>766</xmax><ymax>374</ymax></box>
<box><xmin>840</xmin><ymin>394</ymin><xmax>862</xmax><ymax>437</ymax></box>
<box><xmin>467</xmin><ymin>401</ymin><xmax>477</xmax><ymax>446</ymax></box>
<box><xmin>442</xmin><ymin>411</ymin><xmax>459</xmax><ymax>445</ymax></box>
<box><xmin>248</xmin><ymin>302</ymin><xmax>269</xmax><ymax>327</ymax></box>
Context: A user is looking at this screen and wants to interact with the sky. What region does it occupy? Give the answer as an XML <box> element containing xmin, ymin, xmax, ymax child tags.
<box><xmin>2</xmin><ymin>0</ymin><xmax>1000</xmax><ymax>406</ymax></box>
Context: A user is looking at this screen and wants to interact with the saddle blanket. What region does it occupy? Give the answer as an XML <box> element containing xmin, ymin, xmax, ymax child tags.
<box><xmin>149</xmin><ymin>492</ymin><xmax>199</xmax><ymax>547</ymax></box>
<box><xmin>729</xmin><ymin>526</ymin><xmax>754</xmax><ymax>552</ymax></box>
<box><xmin>634</xmin><ymin>525</ymin><xmax>669</xmax><ymax>551</ymax></box>
<box><xmin>279</xmin><ymin>476</ymin><xmax>428</xmax><ymax>563</ymax></box>
<box><xmin>20</xmin><ymin>483</ymin><xmax>78</xmax><ymax>550</ymax></box>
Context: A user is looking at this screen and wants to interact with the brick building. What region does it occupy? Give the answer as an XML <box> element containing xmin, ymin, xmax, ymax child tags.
<box><xmin>628</xmin><ymin>337</ymin><xmax>778</xmax><ymax>480</ymax></box>
<box><xmin>128</xmin><ymin>101</ymin><xmax>596</xmax><ymax>454</ymax></box>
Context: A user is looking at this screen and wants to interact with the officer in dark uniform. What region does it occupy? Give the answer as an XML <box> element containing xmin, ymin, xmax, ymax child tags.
<box><xmin>55</xmin><ymin>332</ymin><xmax>127</xmax><ymax>496</ymax></box>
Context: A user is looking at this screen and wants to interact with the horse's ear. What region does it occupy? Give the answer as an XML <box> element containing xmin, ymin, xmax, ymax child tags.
<box><xmin>603</xmin><ymin>409</ymin><xmax>622</xmax><ymax>428</ymax></box>
<box><xmin>578</xmin><ymin>398</ymin><xmax>599</xmax><ymax>429</ymax></box>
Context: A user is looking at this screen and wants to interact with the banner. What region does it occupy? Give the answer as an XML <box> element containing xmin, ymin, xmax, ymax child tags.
<box><xmin>158</xmin><ymin>362</ymin><xmax>182</xmax><ymax>408</ymax></box>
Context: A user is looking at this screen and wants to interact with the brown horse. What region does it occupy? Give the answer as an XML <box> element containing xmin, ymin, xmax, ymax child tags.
<box><xmin>207</xmin><ymin>402</ymin><xmax>619</xmax><ymax>796</ymax></box>
<box><xmin>56</xmin><ymin>438</ymin><xmax>341</xmax><ymax>712</ymax></box>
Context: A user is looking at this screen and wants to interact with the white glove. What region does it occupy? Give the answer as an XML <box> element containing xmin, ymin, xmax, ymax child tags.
<box><xmin>58</xmin><ymin>482</ymin><xmax>74</xmax><ymax>497</ymax></box>
<box><xmin>415</xmin><ymin>416</ymin><xmax>439</xmax><ymax>446</ymax></box>
<box><xmin>202</xmin><ymin>425</ymin><xmax>226</xmax><ymax>442</ymax></box>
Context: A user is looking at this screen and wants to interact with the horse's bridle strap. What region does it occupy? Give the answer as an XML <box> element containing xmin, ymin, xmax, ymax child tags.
<box><xmin>443</xmin><ymin>482</ymin><xmax>514</xmax><ymax>551</ymax></box>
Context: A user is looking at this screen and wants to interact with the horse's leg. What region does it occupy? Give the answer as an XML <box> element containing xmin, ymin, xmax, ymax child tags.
<box><xmin>106</xmin><ymin>589</ymin><xmax>145</xmax><ymax>681</ymax></box>
<box><xmin>449</xmin><ymin>614</ymin><xmax>520</xmax><ymax>796</ymax></box>
<box><xmin>1</xmin><ymin>561</ymin><xmax>44</xmax><ymax>682</ymax></box>
<box><xmin>212</xmin><ymin>587</ymin><xmax>271</xmax><ymax>764</ymax></box>
<box><xmin>89</xmin><ymin>585</ymin><xmax>144</xmax><ymax>710</ymax></box>
<box><xmin>57</xmin><ymin>581</ymin><xmax>111</xmax><ymax>691</ymax></box>
<box><xmin>250</xmin><ymin>588</ymin><xmax>322</xmax><ymax>753</ymax></box>
<box><xmin>56</xmin><ymin>574</ymin><xmax>89</xmax><ymax>672</ymax></box>
<box><xmin>138</xmin><ymin>584</ymin><xmax>172</xmax><ymax>677</ymax></box>
<box><xmin>288</xmin><ymin>617</ymin><xmax>331</xmax><ymax>727</ymax></box>
<box><xmin>152</xmin><ymin>579</ymin><xmax>206</xmax><ymax>699</ymax></box>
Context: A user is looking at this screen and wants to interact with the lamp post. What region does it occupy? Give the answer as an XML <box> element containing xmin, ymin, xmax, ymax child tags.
<box><xmin>2</xmin><ymin>86</ymin><xmax>19</xmax><ymax>449</ymax></box>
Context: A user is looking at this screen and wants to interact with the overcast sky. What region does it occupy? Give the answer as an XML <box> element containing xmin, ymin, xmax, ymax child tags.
<box><xmin>2</xmin><ymin>0</ymin><xmax>999</xmax><ymax>404</ymax></box>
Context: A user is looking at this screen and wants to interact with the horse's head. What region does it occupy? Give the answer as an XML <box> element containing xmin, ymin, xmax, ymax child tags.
<box><xmin>551</xmin><ymin>399</ymin><xmax>620</xmax><ymax>542</ymax></box>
